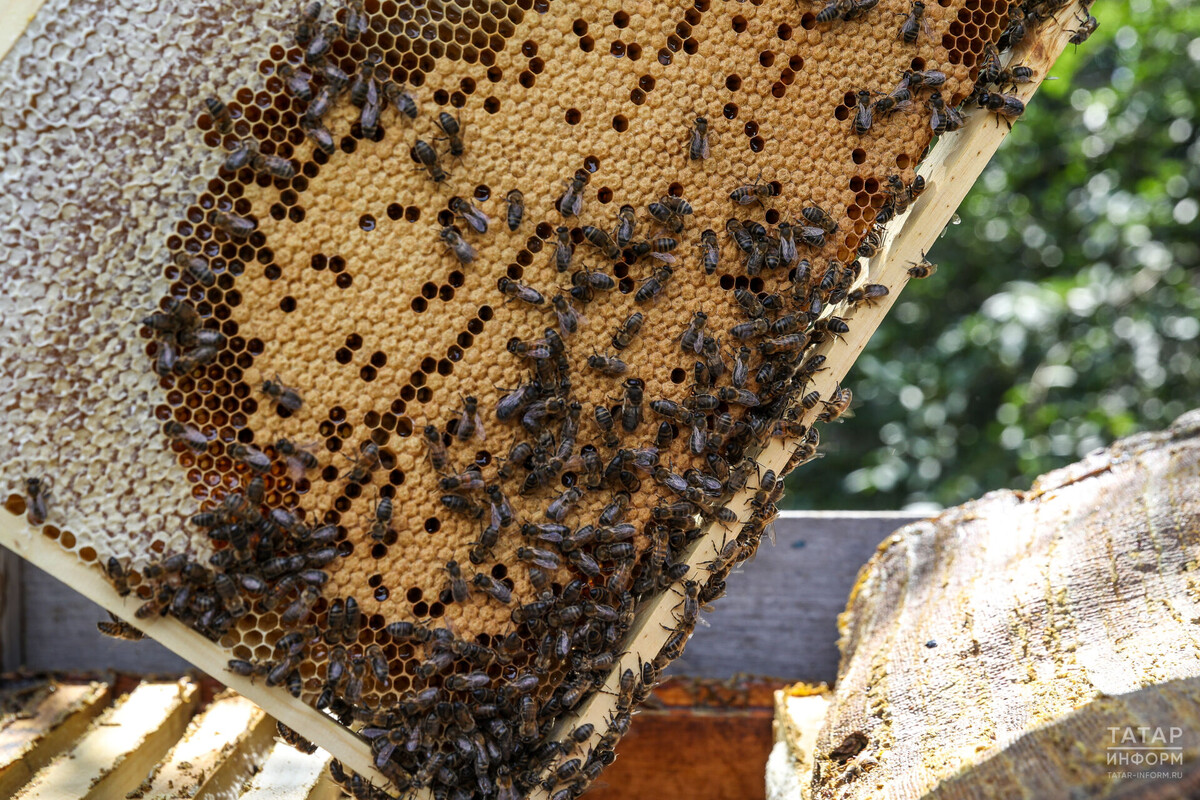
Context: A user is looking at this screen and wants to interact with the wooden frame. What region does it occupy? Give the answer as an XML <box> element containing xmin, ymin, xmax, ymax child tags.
<box><xmin>0</xmin><ymin>0</ymin><xmax>1083</xmax><ymax>793</ymax></box>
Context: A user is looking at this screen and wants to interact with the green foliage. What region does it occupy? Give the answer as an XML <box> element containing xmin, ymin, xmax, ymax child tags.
<box><xmin>788</xmin><ymin>0</ymin><xmax>1200</xmax><ymax>510</ymax></box>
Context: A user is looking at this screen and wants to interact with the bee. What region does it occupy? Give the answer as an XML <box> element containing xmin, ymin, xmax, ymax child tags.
<box><xmin>612</xmin><ymin>311</ymin><xmax>644</xmax><ymax>350</ymax></box>
<box><xmin>998</xmin><ymin>6</ymin><xmax>1027</xmax><ymax>50</ymax></box>
<box><xmin>635</xmin><ymin>264</ymin><xmax>674</xmax><ymax>303</ymax></box>
<box><xmin>205</xmin><ymin>96</ymin><xmax>232</xmax><ymax>134</ymax></box>
<box><xmin>573</xmin><ymin>266</ymin><xmax>616</xmax><ymax>295</ymax></box>
<box><xmin>507</xmin><ymin>336</ymin><xmax>551</xmax><ymax>360</ymax></box>
<box><xmin>848</xmin><ymin>283</ymin><xmax>889</xmax><ymax>307</ymax></box>
<box><xmin>873</xmin><ymin>80</ymin><xmax>913</xmax><ymax>118</ymax></box>
<box><xmin>439</xmin><ymin>227</ymin><xmax>477</xmax><ymax>263</ymax></box>
<box><xmin>1068</xmin><ymin>13</ymin><xmax>1098</xmax><ymax>46</ymax></box>
<box><xmin>852</xmin><ymin>90</ymin><xmax>874</xmax><ymax>135</ymax></box>
<box><xmin>648</xmin><ymin>201</ymin><xmax>684</xmax><ymax>234</ymax></box>
<box><xmin>907</xmin><ymin>69</ymin><xmax>947</xmax><ymax>89</ymax></box>
<box><xmin>996</xmin><ymin>64</ymin><xmax>1036</xmax><ymax>91</ymax></box>
<box><xmin>472</xmin><ymin>573</ymin><xmax>512</xmax><ymax>604</ymax></box>
<box><xmin>209</xmin><ymin>210</ymin><xmax>256</xmax><ymax>238</ymax></box>
<box><xmin>615</xmin><ymin>204</ymin><xmax>637</xmax><ymax>247</ymax></box>
<box><xmin>349</xmin><ymin>53</ymin><xmax>379</xmax><ymax>108</ymax></box>
<box><xmin>816</xmin><ymin>0</ymin><xmax>853</xmax><ymax>23</ymax></box>
<box><xmin>102</xmin><ymin>556</ymin><xmax>131</xmax><ymax>597</ymax></box>
<box><xmin>546</xmin><ymin>486</ymin><xmax>584</xmax><ymax>522</ymax></box>
<box><xmin>456</xmin><ymin>395</ymin><xmax>485</xmax><ymax>442</ymax></box>
<box><xmin>169</xmin><ymin>252</ymin><xmax>214</xmax><ymax>289</ymax></box>
<box><xmin>818</xmin><ymin>384</ymin><xmax>854</xmax><ymax>422</ymax></box>
<box><xmin>228</xmin><ymin>443</ymin><xmax>271</xmax><ymax>473</ymax></box>
<box><xmin>760</xmin><ymin>333</ymin><xmax>809</xmax><ymax>355</ymax></box>
<box><xmin>587</xmin><ymin>353</ymin><xmax>628</xmax><ymax>376</ymax></box>
<box><xmin>977</xmin><ymin>91</ymin><xmax>1025</xmax><ymax>127</ymax></box>
<box><xmin>552</xmin><ymin>294</ymin><xmax>585</xmax><ymax>337</ymax></box>
<box><xmin>688</xmin><ymin>116</ymin><xmax>711</xmax><ymax>160</ymax></box>
<box><xmin>631</xmin><ymin>237</ymin><xmax>679</xmax><ymax>263</ymax></box>
<box><xmin>907</xmin><ymin>255</ymin><xmax>937</xmax><ymax>279</ymax></box>
<box><xmin>620</xmin><ymin>378</ymin><xmax>645</xmax><ymax>433</ymax></box>
<box><xmin>516</xmin><ymin>546</ymin><xmax>562</xmax><ymax>571</ymax></box>
<box><xmin>928</xmin><ymin>91</ymin><xmax>965</xmax><ymax>134</ymax></box>
<box><xmin>414</xmin><ymin>139</ymin><xmax>448</xmax><ymax>183</ymax></box>
<box><xmin>729</xmin><ymin>174</ymin><xmax>779</xmax><ymax>206</ymax></box>
<box><xmin>898</xmin><ymin>1</ymin><xmax>932</xmax><ymax>42</ymax></box>
<box><xmin>552</xmin><ymin>226</ymin><xmax>573</xmax><ymax>273</ymax></box>
<box><xmin>97</xmin><ymin>612</ymin><xmax>145</xmax><ymax>641</ymax></box>
<box><xmin>582</xmin><ymin>225</ymin><xmax>621</xmax><ymax>260</ymax></box>
<box><xmin>801</xmin><ymin>203</ymin><xmax>839</xmax><ymax>235</ymax></box>
<box><xmin>444</xmin><ymin>560</ymin><xmax>471</xmax><ymax>604</ymax></box>
<box><xmin>435</xmin><ymin>111</ymin><xmax>465</xmax><ymax>157</ymax></box>
<box><xmin>277</xmin><ymin>63</ymin><xmax>313</xmax><ymax>103</ymax></box>
<box><xmin>979</xmin><ymin>43</ymin><xmax>1002</xmax><ymax>86</ymax></box>
<box><xmin>504</xmin><ymin>189</ymin><xmax>524</xmax><ymax>230</ymax></box>
<box><xmin>423</xmin><ymin>425</ymin><xmax>450</xmax><ymax>472</ymax></box>
<box><xmin>382</xmin><ymin>81</ymin><xmax>419</xmax><ymax>119</ymax></box>
<box><xmin>730</xmin><ymin>318</ymin><xmax>769</xmax><ymax>340</ymax></box>
<box><xmin>294</xmin><ymin>2</ymin><xmax>322</xmax><ymax>46</ymax></box>
<box><xmin>300</xmin><ymin>118</ymin><xmax>335</xmax><ymax>155</ymax></box>
<box><xmin>385</xmin><ymin>619</ymin><xmax>432</xmax><ymax>644</ymax></box>
<box><xmin>594</xmin><ymin>405</ymin><xmax>619</xmax><ymax>448</ymax></box>
<box><xmin>281</xmin><ymin>586</ymin><xmax>320</xmax><ymax>628</ymax></box>
<box><xmin>442</xmin><ymin>494</ymin><xmax>485</xmax><ymax>519</ymax></box>
<box><xmin>557</xmin><ymin>174</ymin><xmax>586</xmax><ymax>217</ymax></box>
<box><xmin>343</xmin><ymin>0</ymin><xmax>369</xmax><ymax>42</ymax></box>
<box><xmin>164</xmin><ymin>421</ymin><xmax>208</xmax><ymax>452</ymax></box>
<box><xmin>304</xmin><ymin>22</ymin><xmax>338</xmax><ymax>65</ymax></box>
<box><xmin>262</xmin><ymin>375</ymin><xmax>303</xmax><ymax>412</ymax></box>
<box><xmin>699</xmin><ymin>229</ymin><xmax>719</xmax><ymax>274</ymax></box>
<box><xmin>679</xmin><ymin>311</ymin><xmax>708</xmax><ymax>355</ymax></box>
<box><xmin>303</xmin><ymin>84</ymin><xmax>335</xmax><ymax>125</ymax></box>
<box><xmin>497</xmin><ymin>277</ymin><xmax>544</xmax><ymax>306</ymax></box>
<box><xmin>359</xmin><ymin>95</ymin><xmax>382</xmax><ymax>140</ymax></box>
<box><xmin>447</xmin><ymin>197</ymin><xmax>489</xmax><ymax>235</ymax></box>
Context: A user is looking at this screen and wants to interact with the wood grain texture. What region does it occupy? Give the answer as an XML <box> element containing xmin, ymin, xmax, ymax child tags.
<box><xmin>797</xmin><ymin>408</ymin><xmax>1200</xmax><ymax>800</ymax></box>
<box><xmin>0</xmin><ymin>682</ymin><xmax>112</xmax><ymax>799</ymax></box>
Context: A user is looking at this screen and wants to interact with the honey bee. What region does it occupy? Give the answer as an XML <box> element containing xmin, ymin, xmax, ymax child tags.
<box><xmin>646</xmin><ymin>202</ymin><xmax>681</xmax><ymax>234</ymax></box>
<box><xmin>679</xmin><ymin>311</ymin><xmax>708</xmax><ymax>355</ymax></box>
<box><xmin>908</xmin><ymin>69</ymin><xmax>947</xmax><ymax>90</ymax></box>
<box><xmin>801</xmin><ymin>202</ymin><xmax>839</xmax><ymax>234</ymax></box>
<box><xmin>816</xmin><ymin>0</ymin><xmax>853</xmax><ymax>23</ymax></box>
<box><xmin>688</xmin><ymin>116</ymin><xmax>711</xmax><ymax>160</ymax></box>
<box><xmin>635</xmin><ymin>264</ymin><xmax>674</xmax><ymax>303</ymax></box>
<box><xmin>445</xmin><ymin>560</ymin><xmax>471</xmax><ymax>604</ymax></box>
<box><xmin>96</xmin><ymin>612</ymin><xmax>145</xmax><ymax>641</ymax></box>
<box><xmin>552</xmin><ymin>226</ymin><xmax>573</xmax><ymax>273</ymax></box>
<box><xmin>572</xmin><ymin>266</ymin><xmax>616</xmax><ymax>299</ymax></box>
<box><xmin>1068</xmin><ymin>13</ymin><xmax>1098</xmax><ymax>46</ymax></box>
<box><xmin>907</xmin><ymin>255</ymin><xmax>937</xmax><ymax>279</ymax></box>
<box><xmin>996</xmin><ymin>64</ymin><xmax>1037</xmax><ymax>91</ymax></box>
<box><xmin>300</xmin><ymin>118</ymin><xmax>335</xmax><ymax>155</ymax></box>
<box><xmin>857</xmin><ymin>227</ymin><xmax>882</xmax><ymax>258</ymax></box>
<box><xmin>294</xmin><ymin>2</ymin><xmax>322</xmax><ymax>46</ymax></box>
<box><xmin>103</xmin><ymin>556</ymin><xmax>131</xmax><ymax>597</ymax></box>
<box><xmin>205</xmin><ymin>96</ymin><xmax>232</xmax><ymax>134</ymax></box>
<box><xmin>977</xmin><ymin>91</ymin><xmax>1025</xmax><ymax>127</ymax></box>
<box><xmin>456</xmin><ymin>395</ymin><xmax>485</xmax><ymax>442</ymax></box>
<box><xmin>504</xmin><ymin>189</ymin><xmax>524</xmax><ymax>231</ymax></box>
<box><xmin>440</xmin><ymin>466</ymin><xmax>484</xmax><ymax>492</ymax></box>
<box><xmin>414</xmin><ymin>139</ymin><xmax>448</xmax><ymax>183</ymax></box>
<box><xmin>587</xmin><ymin>353</ymin><xmax>628</xmax><ymax>376</ymax></box>
<box><xmin>582</xmin><ymin>225</ymin><xmax>621</xmax><ymax>260</ymax></box>
<box><xmin>699</xmin><ymin>229</ymin><xmax>720</xmax><ymax>274</ymax></box>
<box><xmin>303</xmin><ymin>83</ymin><xmax>334</xmax><ymax>124</ymax></box>
<box><xmin>435</xmin><ymin>111</ymin><xmax>465</xmax><ymax>158</ymax></box>
<box><xmin>818</xmin><ymin>384</ymin><xmax>854</xmax><ymax>422</ymax></box>
<box><xmin>552</xmin><ymin>294</ymin><xmax>585</xmax><ymax>337</ymax></box>
<box><xmin>873</xmin><ymin>80</ymin><xmax>913</xmax><ymax>118</ymax></box>
<box><xmin>612</xmin><ymin>311</ymin><xmax>644</xmax><ymax>350</ymax></box>
<box><xmin>546</xmin><ymin>486</ymin><xmax>584</xmax><ymax>523</ymax></box>
<box><xmin>343</xmin><ymin>0</ymin><xmax>369</xmax><ymax>42</ymax></box>
<box><xmin>557</xmin><ymin>174</ymin><xmax>586</xmax><ymax>217</ymax></box>
<box><xmin>516</xmin><ymin>546</ymin><xmax>562</xmax><ymax>571</ymax></box>
<box><xmin>24</xmin><ymin>476</ymin><xmax>50</xmax><ymax>526</ymax></box>
<box><xmin>616</xmin><ymin>204</ymin><xmax>637</xmax><ymax>247</ymax></box>
<box><xmin>262</xmin><ymin>375</ymin><xmax>303</xmax><ymax>412</ymax></box>
<box><xmin>382</xmin><ymin>81</ymin><xmax>419</xmax><ymax>119</ymax></box>
<box><xmin>978</xmin><ymin>43</ymin><xmax>1002</xmax><ymax>86</ymax></box>
<box><xmin>277</xmin><ymin>721</ymin><xmax>319</xmax><ymax>754</ymax></box>
<box><xmin>852</xmin><ymin>90</ymin><xmax>874</xmax><ymax>135</ymax></box>
<box><xmin>164</xmin><ymin>421</ymin><xmax>208</xmax><ymax>452</ymax></box>
<box><xmin>730</xmin><ymin>317</ymin><xmax>769</xmax><ymax>341</ymax></box>
<box><xmin>153</xmin><ymin>341</ymin><xmax>177</xmax><ymax>376</ymax></box>
<box><xmin>423</xmin><ymin>425</ymin><xmax>450</xmax><ymax>472</ymax></box>
<box><xmin>359</xmin><ymin>93</ymin><xmax>381</xmax><ymax>140</ymax></box>
<box><xmin>277</xmin><ymin>63</ymin><xmax>313</xmax><ymax>103</ymax></box>
<box><xmin>304</xmin><ymin>22</ymin><xmax>338</xmax><ymax>65</ymax></box>
<box><xmin>620</xmin><ymin>378</ymin><xmax>645</xmax><ymax>433</ymax></box>
<box><xmin>631</xmin><ymin>237</ymin><xmax>679</xmax><ymax>263</ymax></box>
<box><xmin>760</xmin><ymin>333</ymin><xmax>809</xmax><ymax>355</ymax></box>
<box><xmin>171</xmin><ymin>252</ymin><xmax>215</xmax><ymax>288</ymax></box>
<box><xmin>497</xmin><ymin>277</ymin><xmax>543</xmax><ymax>306</ymax></box>
<box><xmin>848</xmin><ymin>283</ymin><xmax>889</xmax><ymax>307</ymax></box>
<box><xmin>729</xmin><ymin>174</ymin><xmax>780</xmax><ymax>206</ymax></box>
<box><xmin>449</xmin><ymin>196</ymin><xmax>489</xmax><ymax>234</ymax></box>
<box><xmin>898</xmin><ymin>1</ymin><xmax>933</xmax><ymax>42</ymax></box>
<box><xmin>998</xmin><ymin>6</ymin><xmax>1027</xmax><ymax>50</ymax></box>
<box><xmin>472</xmin><ymin>573</ymin><xmax>512</xmax><ymax>604</ymax></box>
<box><xmin>439</xmin><ymin>227</ymin><xmax>477</xmax><ymax>263</ymax></box>
<box><xmin>209</xmin><ymin>210</ymin><xmax>256</xmax><ymax>238</ymax></box>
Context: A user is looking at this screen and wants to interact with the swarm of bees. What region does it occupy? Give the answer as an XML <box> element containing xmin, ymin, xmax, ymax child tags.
<box><xmin>8</xmin><ymin>0</ymin><xmax>1094</xmax><ymax>796</ymax></box>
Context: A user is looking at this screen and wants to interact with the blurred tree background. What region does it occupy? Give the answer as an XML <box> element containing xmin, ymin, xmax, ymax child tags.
<box><xmin>788</xmin><ymin>0</ymin><xmax>1200</xmax><ymax>511</ymax></box>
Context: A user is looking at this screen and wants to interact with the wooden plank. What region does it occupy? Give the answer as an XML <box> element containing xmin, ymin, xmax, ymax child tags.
<box><xmin>767</xmin><ymin>690</ymin><xmax>830</xmax><ymax>800</ymax></box>
<box><xmin>14</xmin><ymin>679</ymin><xmax>198</xmax><ymax>800</ymax></box>
<box><xmin>237</xmin><ymin>741</ymin><xmax>338</xmax><ymax>800</ymax></box>
<box><xmin>0</xmin><ymin>682</ymin><xmax>112</xmax><ymax>798</ymax></box>
<box><xmin>670</xmin><ymin>512</ymin><xmax>924</xmax><ymax>682</ymax></box>
<box><xmin>134</xmin><ymin>692</ymin><xmax>275</xmax><ymax>800</ymax></box>
<box><xmin>0</xmin><ymin>551</ymin><xmax>21</xmax><ymax>671</ymax></box>
<box><xmin>530</xmin><ymin>10</ymin><xmax>1083</xmax><ymax>791</ymax></box>
<box><xmin>0</xmin><ymin>510</ymin><xmax>385</xmax><ymax>786</ymax></box>
<box><xmin>0</xmin><ymin>0</ymin><xmax>47</xmax><ymax>64</ymax></box>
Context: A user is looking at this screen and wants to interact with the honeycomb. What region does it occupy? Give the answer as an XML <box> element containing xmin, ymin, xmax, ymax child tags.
<box><xmin>0</xmin><ymin>0</ymin><xmax>1075</xmax><ymax>795</ymax></box>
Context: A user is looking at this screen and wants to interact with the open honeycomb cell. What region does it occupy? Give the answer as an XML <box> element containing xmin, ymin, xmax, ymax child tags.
<box><xmin>0</xmin><ymin>0</ymin><xmax>1074</xmax><ymax>795</ymax></box>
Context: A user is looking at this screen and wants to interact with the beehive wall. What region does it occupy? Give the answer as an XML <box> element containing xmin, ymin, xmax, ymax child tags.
<box><xmin>0</xmin><ymin>0</ymin><xmax>1042</xmax><ymax>795</ymax></box>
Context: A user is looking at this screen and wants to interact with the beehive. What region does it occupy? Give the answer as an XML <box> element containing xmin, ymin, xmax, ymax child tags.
<box><xmin>0</xmin><ymin>0</ymin><xmax>1089</xmax><ymax>795</ymax></box>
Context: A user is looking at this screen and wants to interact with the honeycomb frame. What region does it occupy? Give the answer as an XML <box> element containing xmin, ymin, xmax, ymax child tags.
<box><xmin>0</xmin><ymin>0</ymin><xmax>1088</xmax><ymax>795</ymax></box>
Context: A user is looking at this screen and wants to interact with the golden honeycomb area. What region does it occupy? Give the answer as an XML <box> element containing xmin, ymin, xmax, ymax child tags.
<box><xmin>0</xmin><ymin>0</ymin><xmax>1087</xmax><ymax>795</ymax></box>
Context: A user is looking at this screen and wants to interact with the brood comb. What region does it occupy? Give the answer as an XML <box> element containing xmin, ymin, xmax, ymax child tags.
<box><xmin>0</xmin><ymin>0</ymin><xmax>1093</xmax><ymax>796</ymax></box>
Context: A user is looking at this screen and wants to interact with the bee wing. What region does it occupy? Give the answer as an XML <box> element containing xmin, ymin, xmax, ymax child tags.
<box><xmin>473</xmin><ymin>411</ymin><xmax>487</xmax><ymax>442</ymax></box>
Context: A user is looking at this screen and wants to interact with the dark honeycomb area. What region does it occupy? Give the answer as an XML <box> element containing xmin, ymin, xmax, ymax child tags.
<box><xmin>8</xmin><ymin>0</ymin><xmax>1054</xmax><ymax>794</ymax></box>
